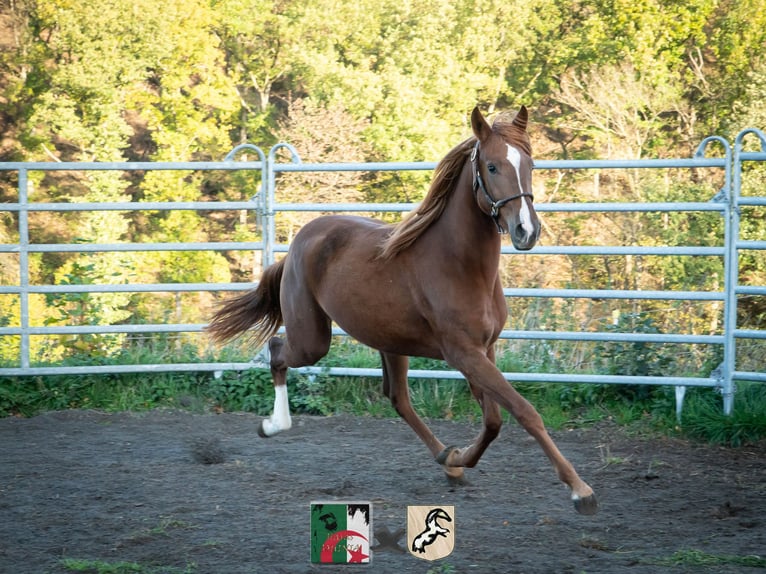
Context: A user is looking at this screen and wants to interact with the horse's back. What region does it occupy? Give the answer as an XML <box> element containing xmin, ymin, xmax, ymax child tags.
<box><xmin>282</xmin><ymin>214</ymin><xmax>396</xmax><ymax>304</ymax></box>
<box><xmin>289</xmin><ymin>215</ymin><xmax>389</xmax><ymax>273</ymax></box>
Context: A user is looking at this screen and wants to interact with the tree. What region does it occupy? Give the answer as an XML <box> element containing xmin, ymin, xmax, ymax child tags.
<box><xmin>270</xmin><ymin>98</ymin><xmax>375</xmax><ymax>240</ymax></box>
<box><xmin>10</xmin><ymin>0</ymin><xmax>239</xmax><ymax>345</ymax></box>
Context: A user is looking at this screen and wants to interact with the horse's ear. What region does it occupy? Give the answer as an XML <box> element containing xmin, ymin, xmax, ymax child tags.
<box><xmin>471</xmin><ymin>106</ymin><xmax>493</xmax><ymax>142</ymax></box>
<box><xmin>512</xmin><ymin>105</ymin><xmax>528</xmax><ymax>131</ymax></box>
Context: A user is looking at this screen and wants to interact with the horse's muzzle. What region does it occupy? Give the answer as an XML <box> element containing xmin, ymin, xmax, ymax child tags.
<box><xmin>510</xmin><ymin>219</ymin><xmax>540</xmax><ymax>251</ymax></box>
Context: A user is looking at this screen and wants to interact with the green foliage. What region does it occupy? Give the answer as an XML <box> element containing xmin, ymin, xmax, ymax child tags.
<box><xmin>41</xmin><ymin>260</ymin><xmax>129</xmax><ymax>359</ymax></box>
<box><xmin>594</xmin><ymin>312</ymin><xmax>673</xmax><ymax>378</ymax></box>
<box><xmin>0</xmin><ymin>377</ymin><xmax>43</xmax><ymax>416</ymax></box>
<box><xmin>545</xmin><ymin>312</ymin><xmax>687</xmax><ymax>414</ymax></box>
<box><xmin>1</xmin><ymin>0</ymin><xmax>764</xmax><ymax>352</ymax></box>
<box><xmin>316</xmin><ymin>377</ymin><xmax>395</xmax><ymax>418</ymax></box>
<box><xmin>289</xmin><ymin>374</ymin><xmax>334</xmax><ymax>416</ymax></box>
<box><xmin>0</xmin><ymin>371</ymin><xmax>202</xmax><ymax>416</ymax></box>
<box><xmin>6</xmin><ymin>0</ymin><xmax>765</xmax><ymax>167</ymax></box>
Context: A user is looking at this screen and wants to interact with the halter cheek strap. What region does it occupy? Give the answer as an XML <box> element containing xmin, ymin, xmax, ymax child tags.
<box><xmin>471</xmin><ymin>141</ymin><xmax>533</xmax><ymax>234</ymax></box>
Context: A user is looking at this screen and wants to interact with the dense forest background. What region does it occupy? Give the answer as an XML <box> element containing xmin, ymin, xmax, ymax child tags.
<box><xmin>0</xmin><ymin>0</ymin><xmax>764</xmax><ymax>373</ymax></box>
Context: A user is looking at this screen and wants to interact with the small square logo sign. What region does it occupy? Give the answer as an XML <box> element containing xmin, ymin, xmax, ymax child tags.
<box><xmin>407</xmin><ymin>505</ymin><xmax>455</xmax><ymax>561</ymax></box>
<box><xmin>310</xmin><ymin>502</ymin><xmax>371</xmax><ymax>564</ymax></box>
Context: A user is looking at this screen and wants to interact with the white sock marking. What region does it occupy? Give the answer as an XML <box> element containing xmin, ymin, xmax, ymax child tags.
<box><xmin>261</xmin><ymin>384</ymin><xmax>292</xmax><ymax>436</ymax></box>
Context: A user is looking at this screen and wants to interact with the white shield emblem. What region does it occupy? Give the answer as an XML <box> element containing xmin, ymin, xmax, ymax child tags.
<box><xmin>407</xmin><ymin>505</ymin><xmax>455</xmax><ymax>561</ymax></box>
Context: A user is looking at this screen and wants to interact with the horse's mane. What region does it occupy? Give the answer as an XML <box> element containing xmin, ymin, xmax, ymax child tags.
<box><xmin>377</xmin><ymin>137</ymin><xmax>474</xmax><ymax>260</ymax></box>
<box><xmin>378</xmin><ymin>113</ymin><xmax>530</xmax><ymax>260</ymax></box>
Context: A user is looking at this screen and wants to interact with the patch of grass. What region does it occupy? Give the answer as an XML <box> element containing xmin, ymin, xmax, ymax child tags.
<box><xmin>0</xmin><ymin>371</ymin><xmax>213</xmax><ymax>416</ymax></box>
<box><xmin>408</xmin><ymin>378</ymin><xmax>479</xmax><ymax>420</ymax></box>
<box><xmin>145</xmin><ymin>517</ymin><xmax>197</xmax><ymax>537</ymax></box>
<box><xmin>682</xmin><ymin>383</ymin><xmax>766</xmax><ymax>446</ymax></box>
<box><xmin>59</xmin><ymin>558</ymin><xmax>197</xmax><ymax>574</ymax></box>
<box><xmin>128</xmin><ymin>517</ymin><xmax>198</xmax><ymax>542</ymax></box>
<box><xmin>425</xmin><ymin>563</ymin><xmax>456</xmax><ymax>574</ymax></box>
<box><xmin>653</xmin><ymin>548</ymin><xmax>766</xmax><ymax>568</ymax></box>
<box><xmin>595</xmin><ymin>442</ymin><xmax>630</xmax><ymax>468</ymax></box>
<box><xmin>317</xmin><ymin>376</ymin><xmax>394</xmax><ymax>417</ymax></box>
<box><xmin>1</xmin><ymin>336</ymin><xmax>764</xmax><ymax>449</ymax></box>
<box><xmin>314</xmin><ymin>374</ymin><xmax>481</xmax><ymax>420</ymax></box>
<box><xmin>60</xmin><ymin>559</ymin><xmax>144</xmax><ymax>573</ymax></box>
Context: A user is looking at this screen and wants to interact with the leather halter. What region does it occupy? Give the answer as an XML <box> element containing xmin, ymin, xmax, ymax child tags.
<box><xmin>471</xmin><ymin>141</ymin><xmax>534</xmax><ymax>234</ymax></box>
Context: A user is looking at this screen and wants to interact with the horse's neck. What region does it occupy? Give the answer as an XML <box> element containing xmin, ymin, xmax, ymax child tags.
<box><xmin>428</xmin><ymin>162</ymin><xmax>502</xmax><ymax>275</ymax></box>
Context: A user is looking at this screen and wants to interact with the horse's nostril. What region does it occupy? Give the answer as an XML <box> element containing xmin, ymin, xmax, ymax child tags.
<box><xmin>512</xmin><ymin>221</ymin><xmax>539</xmax><ymax>251</ymax></box>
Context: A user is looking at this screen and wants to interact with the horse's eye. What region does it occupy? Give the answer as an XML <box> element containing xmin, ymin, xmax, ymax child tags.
<box><xmin>487</xmin><ymin>163</ymin><xmax>497</xmax><ymax>174</ymax></box>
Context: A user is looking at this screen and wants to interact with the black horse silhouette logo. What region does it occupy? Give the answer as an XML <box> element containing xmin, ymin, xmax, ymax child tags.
<box><xmin>408</xmin><ymin>506</ymin><xmax>455</xmax><ymax>560</ymax></box>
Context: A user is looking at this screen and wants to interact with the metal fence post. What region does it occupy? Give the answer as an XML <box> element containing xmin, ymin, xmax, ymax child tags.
<box><xmin>694</xmin><ymin>136</ymin><xmax>732</xmax><ymax>415</ymax></box>
<box><xmin>722</xmin><ymin>136</ymin><xmax>744</xmax><ymax>415</ymax></box>
<box><xmin>266</xmin><ymin>144</ymin><xmax>302</xmax><ymax>268</ymax></box>
<box><xmin>17</xmin><ymin>168</ymin><xmax>30</xmax><ymax>369</ymax></box>
<box><xmin>728</xmin><ymin>128</ymin><xmax>766</xmax><ymax>414</ymax></box>
<box><xmin>224</xmin><ymin>144</ymin><xmax>266</xmax><ymax>280</ymax></box>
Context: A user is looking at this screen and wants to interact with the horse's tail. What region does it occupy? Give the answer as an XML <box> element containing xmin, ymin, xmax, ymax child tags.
<box><xmin>206</xmin><ymin>258</ymin><xmax>285</xmax><ymax>348</ymax></box>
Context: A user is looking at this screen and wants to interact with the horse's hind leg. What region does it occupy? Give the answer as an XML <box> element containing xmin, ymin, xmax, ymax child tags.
<box><xmin>258</xmin><ymin>337</ymin><xmax>292</xmax><ymax>437</ymax></box>
<box><xmin>437</xmin><ymin>380</ymin><xmax>503</xmax><ymax>470</ymax></box>
<box><xmin>380</xmin><ymin>352</ymin><xmax>465</xmax><ymax>484</ymax></box>
<box><xmin>439</xmin><ymin>344</ymin><xmax>503</xmax><ymax>468</ymax></box>
<box><xmin>258</xmin><ymin>302</ymin><xmax>331</xmax><ymax>438</ymax></box>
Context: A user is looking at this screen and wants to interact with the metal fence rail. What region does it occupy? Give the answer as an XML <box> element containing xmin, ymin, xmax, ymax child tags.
<box><xmin>0</xmin><ymin>131</ymin><xmax>764</xmax><ymax>415</ymax></box>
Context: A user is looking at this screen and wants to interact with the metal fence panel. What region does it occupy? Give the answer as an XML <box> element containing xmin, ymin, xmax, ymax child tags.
<box><xmin>0</xmin><ymin>131</ymin><xmax>764</xmax><ymax>415</ymax></box>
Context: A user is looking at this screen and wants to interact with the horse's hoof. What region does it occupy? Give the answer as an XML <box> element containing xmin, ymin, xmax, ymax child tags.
<box><xmin>435</xmin><ymin>445</ymin><xmax>459</xmax><ymax>466</ymax></box>
<box><xmin>436</xmin><ymin>447</ymin><xmax>468</xmax><ymax>485</ymax></box>
<box><xmin>257</xmin><ymin>420</ymin><xmax>272</xmax><ymax>438</ymax></box>
<box><xmin>573</xmin><ymin>493</ymin><xmax>599</xmax><ymax>515</ymax></box>
<box><xmin>445</xmin><ymin>472</ymin><xmax>470</xmax><ymax>487</ymax></box>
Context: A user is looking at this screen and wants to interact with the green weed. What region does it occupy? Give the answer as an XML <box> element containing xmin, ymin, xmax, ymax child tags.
<box><xmin>426</xmin><ymin>563</ymin><xmax>456</xmax><ymax>574</ymax></box>
<box><xmin>653</xmin><ymin>548</ymin><xmax>766</xmax><ymax>568</ymax></box>
<box><xmin>60</xmin><ymin>559</ymin><xmax>144</xmax><ymax>574</ymax></box>
<box><xmin>59</xmin><ymin>558</ymin><xmax>197</xmax><ymax>574</ymax></box>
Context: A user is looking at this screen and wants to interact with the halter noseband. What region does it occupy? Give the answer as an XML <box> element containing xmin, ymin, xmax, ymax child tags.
<box><xmin>471</xmin><ymin>141</ymin><xmax>534</xmax><ymax>234</ymax></box>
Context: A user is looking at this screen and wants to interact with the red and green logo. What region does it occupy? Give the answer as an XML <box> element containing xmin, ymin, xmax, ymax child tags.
<box><xmin>310</xmin><ymin>502</ymin><xmax>371</xmax><ymax>564</ymax></box>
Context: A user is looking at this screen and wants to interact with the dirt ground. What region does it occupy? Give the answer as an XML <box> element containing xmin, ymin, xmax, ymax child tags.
<box><xmin>0</xmin><ymin>409</ymin><xmax>764</xmax><ymax>574</ymax></box>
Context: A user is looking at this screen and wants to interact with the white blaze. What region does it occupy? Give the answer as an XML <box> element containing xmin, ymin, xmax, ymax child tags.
<box><xmin>505</xmin><ymin>144</ymin><xmax>535</xmax><ymax>237</ymax></box>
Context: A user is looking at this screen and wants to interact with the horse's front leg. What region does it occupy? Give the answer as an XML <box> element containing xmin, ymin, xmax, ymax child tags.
<box><xmin>443</xmin><ymin>348</ymin><xmax>598</xmax><ymax>515</ymax></box>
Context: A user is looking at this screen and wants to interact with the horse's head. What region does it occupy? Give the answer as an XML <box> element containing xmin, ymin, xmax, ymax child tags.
<box><xmin>470</xmin><ymin>106</ymin><xmax>540</xmax><ymax>251</ymax></box>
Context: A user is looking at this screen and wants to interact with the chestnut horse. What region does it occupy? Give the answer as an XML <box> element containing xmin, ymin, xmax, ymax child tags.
<box><xmin>207</xmin><ymin>107</ymin><xmax>598</xmax><ymax>514</ymax></box>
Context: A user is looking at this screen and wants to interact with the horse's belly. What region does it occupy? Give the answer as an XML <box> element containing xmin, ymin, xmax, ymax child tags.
<box><xmin>320</xmin><ymin>291</ymin><xmax>443</xmax><ymax>359</ymax></box>
<box><xmin>341</xmin><ymin>323</ymin><xmax>444</xmax><ymax>360</ymax></box>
